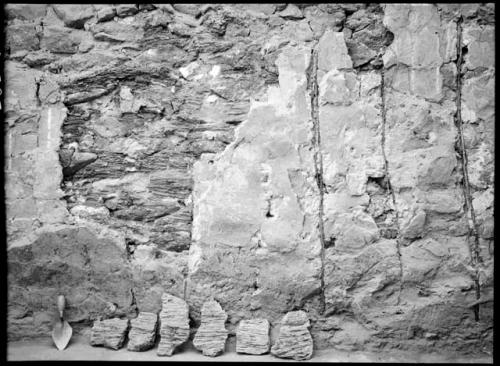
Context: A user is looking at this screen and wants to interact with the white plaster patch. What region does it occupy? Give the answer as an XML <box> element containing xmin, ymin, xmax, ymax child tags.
<box><xmin>206</xmin><ymin>94</ymin><xmax>218</xmax><ymax>104</ymax></box>
<box><xmin>70</xmin><ymin>205</ymin><xmax>110</xmax><ymax>219</ymax></box>
<box><xmin>108</xmin><ymin>137</ymin><xmax>148</xmax><ymax>159</ymax></box>
<box><xmin>426</xmin><ymin>131</ymin><xmax>437</xmax><ymax>144</ymax></box>
<box><xmin>202</xmin><ymin>131</ymin><xmax>218</xmax><ymax>140</ymax></box>
<box><xmin>119</xmin><ymin>86</ymin><xmax>133</xmax><ymax>100</ymax></box>
<box><xmin>92</xmin><ymin>173</ymin><xmax>150</xmax><ymax>192</ymax></box>
<box><xmin>145</xmin><ymin>48</ymin><xmax>158</xmax><ymax>57</ymax></box>
<box><xmin>209</xmin><ymin>65</ymin><xmax>221</xmax><ymax>78</ymax></box>
<box><xmin>346</xmin><ymin>170</ymin><xmax>367</xmax><ymax>196</ymax></box>
<box><xmin>467</xmin><ymin>142</ymin><xmax>492</xmax><ymax>188</ymax></box>
<box><xmin>179</xmin><ymin>61</ymin><xmax>199</xmax><ymax>79</ymax></box>
<box><xmin>461</xmin><ymin>102</ymin><xmax>478</xmax><ymax>123</ymax></box>
<box><xmin>188</xmin><ymin>237</ymin><xmax>203</xmax><ymax>273</ymax></box>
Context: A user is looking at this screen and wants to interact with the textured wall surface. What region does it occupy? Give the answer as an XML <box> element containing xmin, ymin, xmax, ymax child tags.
<box><xmin>4</xmin><ymin>3</ymin><xmax>494</xmax><ymax>355</ymax></box>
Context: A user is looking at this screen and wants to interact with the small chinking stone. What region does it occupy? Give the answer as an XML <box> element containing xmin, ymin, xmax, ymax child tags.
<box><xmin>127</xmin><ymin>312</ymin><xmax>158</xmax><ymax>351</ymax></box>
<box><xmin>271</xmin><ymin>311</ymin><xmax>313</xmax><ymax>360</ymax></box>
<box><xmin>236</xmin><ymin>318</ymin><xmax>270</xmax><ymax>355</ymax></box>
<box><xmin>90</xmin><ymin>318</ymin><xmax>129</xmax><ymax>350</ymax></box>
<box><xmin>157</xmin><ymin>293</ymin><xmax>190</xmax><ymax>356</ymax></box>
<box><xmin>193</xmin><ymin>299</ymin><xmax>228</xmax><ymax>357</ymax></box>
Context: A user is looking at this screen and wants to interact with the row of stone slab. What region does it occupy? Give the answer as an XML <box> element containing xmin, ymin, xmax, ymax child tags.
<box><xmin>90</xmin><ymin>293</ymin><xmax>313</xmax><ymax>360</ymax></box>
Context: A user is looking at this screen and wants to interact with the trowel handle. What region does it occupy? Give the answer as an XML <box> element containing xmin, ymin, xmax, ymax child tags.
<box><xmin>57</xmin><ymin>295</ymin><xmax>65</xmax><ymax>318</ymax></box>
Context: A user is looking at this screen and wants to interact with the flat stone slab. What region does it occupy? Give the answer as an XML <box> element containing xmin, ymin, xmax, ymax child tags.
<box><xmin>236</xmin><ymin>318</ymin><xmax>270</xmax><ymax>355</ymax></box>
<box><xmin>127</xmin><ymin>312</ymin><xmax>158</xmax><ymax>352</ymax></box>
<box><xmin>271</xmin><ymin>311</ymin><xmax>313</xmax><ymax>360</ymax></box>
<box><xmin>157</xmin><ymin>293</ymin><xmax>190</xmax><ymax>356</ymax></box>
<box><xmin>90</xmin><ymin>318</ymin><xmax>129</xmax><ymax>350</ymax></box>
<box><xmin>193</xmin><ymin>299</ymin><xmax>228</xmax><ymax>357</ymax></box>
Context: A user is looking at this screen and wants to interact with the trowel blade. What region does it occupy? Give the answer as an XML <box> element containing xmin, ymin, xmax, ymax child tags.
<box><xmin>52</xmin><ymin>319</ymin><xmax>72</xmax><ymax>351</ymax></box>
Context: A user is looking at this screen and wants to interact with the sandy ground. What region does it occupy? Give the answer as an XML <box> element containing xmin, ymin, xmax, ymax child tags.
<box><xmin>7</xmin><ymin>336</ymin><xmax>492</xmax><ymax>363</ymax></box>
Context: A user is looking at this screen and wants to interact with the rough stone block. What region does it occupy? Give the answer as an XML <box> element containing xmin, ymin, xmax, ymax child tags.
<box><xmin>52</xmin><ymin>5</ymin><xmax>95</xmax><ymax>29</ymax></box>
<box><xmin>271</xmin><ymin>311</ymin><xmax>313</xmax><ymax>360</ymax></box>
<box><xmin>41</xmin><ymin>25</ymin><xmax>82</xmax><ymax>54</ymax></box>
<box><xmin>90</xmin><ymin>19</ymin><xmax>144</xmax><ymax>43</ymax></box>
<box><xmin>236</xmin><ymin>319</ymin><xmax>270</xmax><ymax>355</ymax></box>
<box><xmin>172</xmin><ymin>4</ymin><xmax>201</xmax><ymax>17</ymax></box>
<box><xmin>127</xmin><ymin>312</ymin><xmax>158</xmax><ymax>351</ymax></box>
<box><xmin>116</xmin><ymin>4</ymin><xmax>138</xmax><ymax>18</ymax></box>
<box><xmin>317</xmin><ymin>29</ymin><xmax>353</xmax><ymax>71</ymax></box>
<box><xmin>23</xmin><ymin>50</ymin><xmax>57</xmax><ymax>67</ymax></box>
<box><xmin>5</xmin><ymin>4</ymin><xmax>48</xmax><ymax>20</ymax></box>
<box><xmin>157</xmin><ymin>293</ymin><xmax>189</xmax><ymax>356</ymax></box>
<box><xmin>278</xmin><ymin>4</ymin><xmax>304</xmax><ymax>19</ymax></box>
<box><xmin>401</xmin><ymin>209</ymin><xmax>426</xmax><ymax>239</ymax></box>
<box><xmin>324</xmin><ymin>211</ymin><xmax>380</xmax><ymax>253</ymax></box>
<box><xmin>6</xmin><ymin>22</ymin><xmax>40</xmax><ymax>54</ymax></box>
<box><xmin>193</xmin><ymin>300</ymin><xmax>228</xmax><ymax>357</ymax></box>
<box><xmin>463</xmin><ymin>25</ymin><xmax>494</xmax><ymax>70</ymax></box>
<box><xmin>96</xmin><ymin>6</ymin><xmax>116</xmax><ymax>22</ymax></box>
<box><xmin>90</xmin><ymin>318</ymin><xmax>129</xmax><ymax>350</ymax></box>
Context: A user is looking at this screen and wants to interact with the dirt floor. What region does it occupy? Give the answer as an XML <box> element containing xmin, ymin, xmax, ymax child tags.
<box><xmin>7</xmin><ymin>336</ymin><xmax>492</xmax><ymax>363</ymax></box>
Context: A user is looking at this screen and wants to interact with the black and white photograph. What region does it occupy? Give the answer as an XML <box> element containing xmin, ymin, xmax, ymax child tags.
<box><xmin>2</xmin><ymin>2</ymin><xmax>494</xmax><ymax>362</ymax></box>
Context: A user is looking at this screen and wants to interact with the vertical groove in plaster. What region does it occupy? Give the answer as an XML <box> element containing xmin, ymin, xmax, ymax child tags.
<box><xmin>380</xmin><ymin>68</ymin><xmax>404</xmax><ymax>306</ymax></box>
<box><xmin>183</xmin><ymin>208</ymin><xmax>192</xmax><ymax>302</ymax></box>
<box><xmin>183</xmin><ymin>275</ymin><xmax>188</xmax><ymax>301</ymax></box>
<box><xmin>82</xmin><ymin>240</ymin><xmax>92</xmax><ymax>283</ymax></box>
<box><xmin>307</xmin><ymin>45</ymin><xmax>327</xmax><ymax>315</ymax></box>
<box><xmin>130</xmin><ymin>287</ymin><xmax>138</xmax><ymax>317</ymax></box>
<box><xmin>454</xmin><ymin>15</ymin><xmax>481</xmax><ymax>321</ymax></box>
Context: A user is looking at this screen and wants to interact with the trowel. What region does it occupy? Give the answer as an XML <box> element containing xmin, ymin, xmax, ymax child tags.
<box><xmin>52</xmin><ymin>295</ymin><xmax>72</xmax><ymax>350</ymax></box>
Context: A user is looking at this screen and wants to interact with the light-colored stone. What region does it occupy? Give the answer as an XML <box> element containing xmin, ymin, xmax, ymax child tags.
<box><xmin>193</xmin><ymin>300</ymin><xmax>228</xmax><ymax>357</ymax></box>
<box><xmin>236</xmin><ymin>319</ymin><xmax>270</xmax><ymax>355</ymax></box>
<box><xmin>278</xmin><ymin>4</ymin><xmax>304</xmax><ymax>19</ymax></box>
<box><xmin>319</xmin><ymin>70</ymin><xmax>359</xmax><ymax>105</ymax></box>
<box><xmin>90</xmin><ymin>318</ymin><xmax>129</xmax><ymax>350</ymax></box>
<box><xmin>41</xmin><ymin>25</ymin><xmax>83</xmax><ymax>54</ymax></box>
<box><xmin>6</xmin><ymin>22</ymin><xmax>40</xmax><ymax>54</ymax></box>
<box><xmin>90</xmin><ymin>18</ymin><xmax>145</xmax><ymax>43</ymax></box>
<box><xmin>172</xmin><ymin>4</ymin><xmax>201</xmax><ymax>17</ymax></box>
<box><xmin>402</xmin><ymin>209</ymin><xmax>426</xmax><ymax>239</ymax></box>
<box><xmin>5</xmin><ymin>4</ymin><xmax>48</xmax><ymax>20</ymax></box>
<box><xmin>271</xmin><ymin>311</ymin><xmax>313</xmax><ymax>360</ymax></box>
<box><xmin>157</xmin><ymin>293</ymin><xmax>189</xmax><ymax>356</ymax></box>
<box><xmin>96</xmin><ymin>6</ymin><xmax>116</xmax><ymax>22</ymax></box>
<box><xmin>127</xmin><ymin>312</ymin><xmax>157</xmax><ymax>351</ymax></box>
<box><xmin>463</xmin><ymin>25</ymin><xmax>495</xmax><ymax>70</ymax></box>
<box><xmin>318</xmin><ymin>30</ymin><xmax>353</xmax><ymax>71</ymax></box>
<box><xmin>52</xmin><ymin>5</ymin><xmax>95</xmax><ymax>29</ymax></box>
<box><xmin>23</xmin><ymin>50</ymin><xmax>57</xmax><ymax>67</ymax></box>
<box><xmin>116</xmin><ymin>4</ymin><xmax>138</xmax><ymax>18</ymax></box>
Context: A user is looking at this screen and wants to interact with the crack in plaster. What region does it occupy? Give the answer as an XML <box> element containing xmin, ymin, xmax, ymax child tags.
<box><xmin>454</xmin><ymin>15</ymin><xmax>481</xmax><ymax>321</ymax></box>
<box><xmin>306</xmin><ymin>43</ymin><xmax>327</xmax><ymax>315</ymax></box>
<box><xmin>379</xmin><ymin>68</ymin><xmax>404</xmax><ymax>306</ymax></box>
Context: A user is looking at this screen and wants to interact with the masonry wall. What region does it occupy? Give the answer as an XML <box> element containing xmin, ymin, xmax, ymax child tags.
<box><xmin>4</xmin><ymin>4</ymin><xmax>494</xmax><ymax>354</ymax></box>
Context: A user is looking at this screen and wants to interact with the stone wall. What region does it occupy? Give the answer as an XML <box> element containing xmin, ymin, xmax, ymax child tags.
<box><xmin>4</xmin><ymin>4</ymin><xmax>494</xmax><ymax>355</ymax></box>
